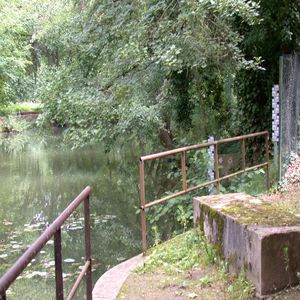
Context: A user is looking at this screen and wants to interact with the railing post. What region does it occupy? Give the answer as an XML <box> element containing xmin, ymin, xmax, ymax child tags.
<box><xmin>214</xmin><ymin>143</ymin><xmax>220</xmax><ymax>193</ymax></box>
<box><xmin>241</xmin><ymin>139</ymin><xmax>246</xmax><ymax>170</ymax></box>
<box><xmin>84</xmin><ymin>195</ymin><xmax>92</xmax><ymax>300</ymax></box>
<box><xmin>265</xmin><ymin>132</ymin><xmax>270</xmax><ymax>189</ymax></box>
<box><xmin>139</xmin><ymin>159</ymin><xmax>147</xmax><ymax>255</ymax></box>
<box><xmin>54</xmin><ymin>228</ymin><xmax>64</xmax><ymax>300</ymax></box>
<box><xmin>181</xmin><ymin>151</ymin><xmax>187</xmax><ymax>191</ymax></box>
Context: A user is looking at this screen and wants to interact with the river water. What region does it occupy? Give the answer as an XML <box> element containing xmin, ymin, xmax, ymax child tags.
<box><xmin>0</xmin><ymin>129</ymin><xmax>268</xmax><ymax>298</ymax></box>
<box><xmin>0</xmin><ymin>131</ymin><xmax>145</xmax><ymax>299</ymax></box>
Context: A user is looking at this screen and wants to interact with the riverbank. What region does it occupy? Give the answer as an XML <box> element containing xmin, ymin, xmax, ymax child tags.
<box><xmin>117</xmin><ymin>227</ymin><xmax>300</xmax><ymax>300</ymax></box>
<box><xmin>117</xmin><ymin>230</ymin><xmax>255</xmax><ymax>300</ymax></box>
<box><xmin>116</xmin><ymin>179</ymin><xmax>300</xmax><ymax>300</ymax></box>
<box><xmin>0</xmin><ymin>102</ymin><xmax>41</xmax><ymax>116</ymax></box>
<box><xmin>0</xmin><ymin>102</ymin><xmax>41</xmax><ymax>133</ymax></box>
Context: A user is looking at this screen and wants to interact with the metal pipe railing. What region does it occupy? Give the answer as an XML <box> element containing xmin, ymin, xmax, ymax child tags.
<box><xmin>140</xmin><ymin>131</ymin><xmax>268</xmax><ymax>161</ymax></box>
<box><xmin>139</xmin><ymin>131</ymin><xmax>270</xmax><ymax>255</ymax></box>
<box><xmin>0</xmin><ymin>186</ymin><xmax>93</xmax><ymax>300</ymax></box>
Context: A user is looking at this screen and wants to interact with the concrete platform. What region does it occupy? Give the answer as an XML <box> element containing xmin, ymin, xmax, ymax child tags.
<box><xmin>92</xmin><ymin>254</ymin><xmax>144</xmax><ymax>300</ymax></box>
<box><xmin>193</xmin><ymin>193</ymin><xmax>300</xmax><ymax>298</ymax></box>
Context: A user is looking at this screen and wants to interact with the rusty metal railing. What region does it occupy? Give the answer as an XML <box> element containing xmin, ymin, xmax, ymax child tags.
<box><xmin>0</xmin><ymin>186</ymin><xmax>92</xmax><ymax>300</ymax></box>
<box><xmin>139</xmin><ymin>131</ymin><xmax>270</xmax><ymax>254</ymax></box>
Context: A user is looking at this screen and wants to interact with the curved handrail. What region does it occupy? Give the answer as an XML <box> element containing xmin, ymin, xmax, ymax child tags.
<box><xmin>0</xmin><ymin>186</ymin><xmax>92</xmax><ymax>300</ymax></box>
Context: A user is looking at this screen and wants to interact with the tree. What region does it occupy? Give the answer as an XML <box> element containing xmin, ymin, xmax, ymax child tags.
<box><xmin>0</xmin><ymin>0</ymin><xmax>73</xmax><ymax>106</ymax></box>
<box><xmin>0</xmin><ymin>0</ymin><xmax>31</xmax><ymax>106</ymax></box>
<box><xmin>235</xmin><ymin>0</ymin><xmax>300</xmax><ymax>133</ymax></box>
<box><xmin>38</xmin><ymin>0</ymin><xmax>260</xmax><ymax>149</ymax></box>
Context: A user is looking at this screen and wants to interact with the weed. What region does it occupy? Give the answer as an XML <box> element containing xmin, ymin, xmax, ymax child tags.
<box><xmin>283</xmin><ymin>246</ymin><xmax>289</xmax><ymax>272</ymax></box>
<box><xmin>197</xmin><ymin>230</ymin><xmax>218</xmax><ymax>265</ymax></box>
<box><xmin>219</xmin><ymin>260</ymin><xmax>229</xmax><ymax>275</ymax></box>
<box><xmin>130</xmin><ymin>229</ymin><xmax>256</xmax><ymax>300</ymax></box>
<box><xmin>142</xmin><ymin>229</ymin><xmax>224</xmax><ymax>274</ymax></box>
<box><xmin>140</xmin><ymin>230</ymin><xmax>201</xmax><ymax>274</ymax></box>
<box><xmin>228</xmin><ymin>270</ymin><xmax>255</xmax><ymax>300</ymax></box>
<box><xmin>176</xmin><ymin>205</ymin><xmax>192</xmax><ymax>231</ymax></box>
<box><xmin>198</xmin><ymin>275</ymin><xmax>211</xmax><ymax>287</ymax></box>
<box><xmin>151</xmin><ymin>225</ymin><xmax>161</xmax><ymax>247</ymax></box>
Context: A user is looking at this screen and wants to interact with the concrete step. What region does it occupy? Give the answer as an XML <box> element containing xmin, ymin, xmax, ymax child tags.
<box><xmin>93</xmin><ymin>254</ymin><xmax>144</xmax><ymax>300</ymax></box>
<box><xmin>193</xmin><ymin>193</ymin><xmax>300</xmax><ymax>298</ymax></box>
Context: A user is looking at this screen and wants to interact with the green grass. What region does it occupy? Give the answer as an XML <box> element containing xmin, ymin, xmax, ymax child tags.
<box><xmin>118</xmin><ymin>229</ymin><xmax>255</xmax><ymax>300</ymax></box>
<box><xmin>0</xmin><ymin>102</ymin><xmax>41</xmax><ymax>115</ymax></box>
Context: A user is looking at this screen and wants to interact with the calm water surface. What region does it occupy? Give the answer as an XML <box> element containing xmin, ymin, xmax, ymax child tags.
<box><xmin>0</xmin><ymin>132</ymin><xmax>143</xmax><ymax>299</ymax></box>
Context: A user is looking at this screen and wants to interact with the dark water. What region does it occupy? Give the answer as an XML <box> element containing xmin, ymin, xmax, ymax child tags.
<box><xmin>0</xmin><ymin>132</ymin><xmax>143</xmax><ymax>299</ymax></box>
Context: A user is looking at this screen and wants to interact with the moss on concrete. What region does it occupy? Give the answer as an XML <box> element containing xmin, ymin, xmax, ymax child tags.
<box><xmin>196</xmin><ymin>193</ymin><xmax>300</xmax><ymax>228</ymax></box>
<box><xmin>196</xmin><ymin>203</ymin><xmax>225</xmax><ymax>257</ymax></box>
<box><xmin>220</xmin><ymin>200</ymin><xmax>300</xmax><ymax>227</ymax></box>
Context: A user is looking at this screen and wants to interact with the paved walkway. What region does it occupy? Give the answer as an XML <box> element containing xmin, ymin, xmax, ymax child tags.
<box><xmin>92</xmin><ymin>254</ymin><xmax>144</xmax><ymax>300</ymax></box>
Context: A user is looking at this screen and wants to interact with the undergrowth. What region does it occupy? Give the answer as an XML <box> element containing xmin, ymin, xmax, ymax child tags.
<box><xmin>0</xmin><ymin>116</ymin><xmax>31</xmax><ymax>133</ymax></box>
<box><xmin>137</xmin><ymin>229</ymin><xmax>254</xmax><ymax>299</ymax></box>
<box><xmin>146</xmin><ymin>163</ymin><xmax>271</xmax><ymax>247</ymax></box>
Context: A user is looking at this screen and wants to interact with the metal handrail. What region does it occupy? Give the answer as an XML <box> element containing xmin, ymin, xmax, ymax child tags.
<box><xmin>139</xmin><ymin>131</ymin><xmax>270</xmax><ymax>254</ymax></box>
<box><xmin>0</xmin><ymin>186</ymin><xmax>93</xmax><ymax>300</ymax></box>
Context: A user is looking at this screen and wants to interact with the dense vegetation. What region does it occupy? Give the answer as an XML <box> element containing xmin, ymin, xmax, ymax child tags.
<box><xmin>0</xmin><ymin>0</ymin><xmax>299</xmax><ymax>149</ymax></box>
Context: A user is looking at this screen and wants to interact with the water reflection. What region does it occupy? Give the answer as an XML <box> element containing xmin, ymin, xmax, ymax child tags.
<box><xmin>0</xmin><ymin>132</ymin><xmax>141</xmax><ymax>299</ymax></box>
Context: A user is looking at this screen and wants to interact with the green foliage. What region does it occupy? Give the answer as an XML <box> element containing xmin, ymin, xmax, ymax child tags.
<box><xmin>146</xmin><ymin>148</ymin><xmax>269</xmax><ymax>242</ymax></box>
<box><xmin>146</xmin><ymin>147</ymin><xmax>212</xmax><ymax>237</ymax></box>
<box><xmin>198</xmin><ymin>274</ymin><xmax>212</xmax><ymax>287</ymax></box>
<box><xmin>235</xmin><ymin>0</ymin><xmax>300</xmax><ymax>133</ymax></box>
<box><xmin>176</xmin><ymin>205</ymin><xmax>191</xmax><ymax>231</ymax></box>
<box><xmin>227</xmin><ymin>270</ymin><xmax>255</xmax><ymax>300</ymax></box>
<box><xmin>2</xmin><ymin>0</ymin><xmax>300</xmax><ymax>151</ymax></box>
<box><xmin>0</xmin><ymin>116</ymin><xmax>31</xmax><ymax>133</ymax></box>
<box><xmin>221</xmin><ymin>169</ymin><xmax>266</xmax><ymax>195</ymax></box>
<box><xmin>0</xmin><ymin>102</ymin><xmax>41</xmax><ymax>115</ymax></box>
<box><xmin>197</xmin><ymin>230</ymin><xmax>219</xmax><ymax>265</ymax></box>
<box><xmin>0</xmin><ymin>0</ymin><xmax>73</xmax><ymax>106</ymax></box>
<box><xmin>283</xmin><ymin>245</ymin><xmax>289</xmax><ymax>272</ymax></box>
<box><xmin>139</xmin><ymin>229</ymin><xmax>254</xmax><ymax>299</ymax></box>
<box><xmin>0</xmin><ymin>130</ymin><xmax>31</xmax><ymax>153</ymax></box>
<box><xmin>144</xmin><ymin>229</ymin><xmax>218</xmax><ymax>272</ymax></box>
<box><xmin>151</xmin><ymin>224</ymin><xmax>161</xmax><ymax>247</ymax></box>
<box><xmin>35</xmin><ymin>0</ymin><xmax>261</xmax><ymax>148</ymax></box>
<box><xmin>0</xmin><ymin>0</ymin><xmax>31</xmax><ymax>105</ymax></box>
<box><xmin>140</xmin><ymin>230</ymin><xmax>203</xmax><ymax>273</ymax></box>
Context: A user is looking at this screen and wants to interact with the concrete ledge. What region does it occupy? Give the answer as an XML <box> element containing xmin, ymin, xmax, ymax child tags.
<box><xmin>193</xmin><ymin>193</ymin><xmax>300</xmax><ymax>298</ymax></box>
<box><xmin>92</xmin><ymin>254</ymin><xmax>144</xmax><ymax>300</ymax></box>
